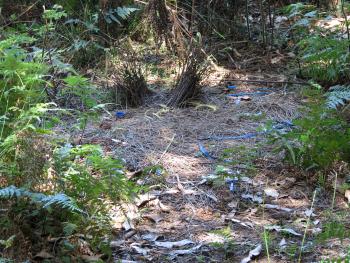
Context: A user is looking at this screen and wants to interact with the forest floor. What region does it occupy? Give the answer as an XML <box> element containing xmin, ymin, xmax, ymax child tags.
<box><xmin>63</xmin><ymin>48</ymin><xmax>350</xmax><ymax>263</ymax></box>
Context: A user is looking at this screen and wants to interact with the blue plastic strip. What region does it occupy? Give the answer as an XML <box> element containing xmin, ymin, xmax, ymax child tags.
<box><xmin>198</xmin><ymin>142</ymin><xmax>216</xmax><ymax>160</ymax></box>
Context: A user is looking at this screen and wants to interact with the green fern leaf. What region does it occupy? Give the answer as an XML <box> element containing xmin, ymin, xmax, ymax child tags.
<box><xmin>326</xmin><ymin>85</ymin><xmax>350</xmax><ymax>109</ymax></box>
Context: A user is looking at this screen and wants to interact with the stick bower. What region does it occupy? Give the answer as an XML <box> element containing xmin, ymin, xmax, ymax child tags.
<box><xmin>115</xmin><ymin>61</ymin><xmax>151</xmax><ymax>107</ymax></box>
<box><xmin>168</xmin><ymin>46</ymin><xmax>210</xmax><ymax>107</ymax></box>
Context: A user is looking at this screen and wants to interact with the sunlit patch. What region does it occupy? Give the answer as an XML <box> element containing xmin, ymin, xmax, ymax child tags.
<box><xmin>196</xmin><ymin>233</ymin><xmax>227</xmax><ymax>244</ymax></box>
<box><xmin>315</xmin><ymin>16</ymin><xmax>350</xmax><ymax>30</ymax></box>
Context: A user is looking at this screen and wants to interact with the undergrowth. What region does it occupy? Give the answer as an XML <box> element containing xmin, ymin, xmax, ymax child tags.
<box><xmin>269</xmin><ymin>90</ymin><xmax>350</xmax><ymax>172</ymax></box>
<box><xmin>0</xmin><ymin>23</ymin><xmax>137</xmax><ymax>261</ymax></box>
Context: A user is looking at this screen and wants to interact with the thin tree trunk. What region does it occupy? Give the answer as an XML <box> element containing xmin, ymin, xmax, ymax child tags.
<box><xmin>341</xmin><ymin>0</ymin><xmax>350</xmax><ymax>52</ymax></box>
<box><xmin>245</xmin><ymin>0</ymin><xmax>251</xmax><ymax>40</ymax></box>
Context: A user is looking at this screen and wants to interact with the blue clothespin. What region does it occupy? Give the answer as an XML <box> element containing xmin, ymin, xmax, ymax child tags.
<box><xmin>225</xmin><ymin>178</ymin><xmax>239</xmax><ymax>193</ymax></box>
<box><xmin>115</xmin><ymin>111</ymin><xmax>126</xmax><ymax>119</ymax></box>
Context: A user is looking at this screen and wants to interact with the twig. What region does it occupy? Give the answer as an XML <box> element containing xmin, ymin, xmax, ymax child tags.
<box><xmin>155</xmin><ymin>134</ymin><xmax>176</xmax><ymax>165</ymax></box>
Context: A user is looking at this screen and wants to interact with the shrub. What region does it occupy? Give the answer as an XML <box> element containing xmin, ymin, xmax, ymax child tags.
<box><xmin>0</xmin><ymin>31</ymin><xmax>136</xmax><ymax>261</ymax></box>
<box><xmin>270</xmin><ymin>99</ymin><xmax>350</xmax><ymax>171</ymax></box>
<box><xmin>297</xmin><ymin>35</ymin><xmax>350</xmax><ymax>85</ymax></box>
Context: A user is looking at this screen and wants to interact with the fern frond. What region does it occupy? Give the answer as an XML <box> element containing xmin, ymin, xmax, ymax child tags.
<box><xmin>0</xmin><ymin>186</ymin><xmax>83</xmax><ymax>213</ymax></box>
<box><xmin>325</xmin><ymin>85</ymin><xmax>350</xmax><ymax>109</ymax></box>
<box><xmin>41</xmin><ymin>193</ymin><xmax>83</xmax><ymax>213</ymax></box>
<box><xmin>0</xmin><ymin>186</ymin><xmax>24</xmax><ymax>198</ymax></box>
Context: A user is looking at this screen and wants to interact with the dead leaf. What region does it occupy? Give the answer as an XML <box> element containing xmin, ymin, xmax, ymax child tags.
<box><xmin>135</xmin><ymin>193</ymin><xmax>157</xmax><ymax>207</ymax></box>
<box><xmin>163</xmin><ymin>188</ymin><xmax>180</xmax><ymax>195</ymax></box>
<box><xmin>226</xmin><ymin>210</ymin><xmax>237</xmax><ymax>219</ymax></box>
<box><xmin>241</xmin><ymin>244</ymin><xmax>262</xmax><ymax>263</ymax></box>
<box><xmin>122</xmin><ymin>220</ymin><xmax>135</xmax><ymax>231</ymax></box>
<box><xmin>143</xmin><ymin>213</ymin><xmax>164</xmax><ymax>224</ymax></box>
<box><xmin>271</xmin><ymin>56</ymin><xmax>283</xmax><ymax>64</ymax></box>
<box><xmin>279</xmin><ymin>238</ymin><xmax>287</xmax><ymax>249</ymax></box>
<box><xmin>124</xmin><ymin>230</ymin><xmax>136</xmax><ymax>239</ymax></box>
<box><xmin>34</xmin><ymin>251</ymin><xmax>54</xmax><ymax>259</ymax></box>
<box><xmin>264</xmin><ymin>204</ymin><xmax>292</xmax><ymax>212</ymax></box>
<box><xmin>81</xmin><ymin>254</ymin><xmax>103</xmax><ymax>262</ymax></box>
<box><xmin>155</xmin><ymin>239</ymin><xmax>193</xmax><ymax>249</ymax></box>
<box><xmin>264</xmin><ymin>187</ymin><xmax>279</xmax><ymax>198</ymax></box>
<box><xmin>158</xmin><ymin>201</ymin><xmax>172</xmax><ymax>212</ymax></box>
<box><xmin>345</xmin><ymin>190</ymin><xmax>350</xmax><ymax>203</ymax></box>
<box><xmin>304</xmin><ymin>208</ymin><xmax>315</xmax><ymax>217</ymax></box>
<box><xmin>110</xmin><ymin>240</ymin><xmax>124</xmax><ymax>248</ymax></box>
<box><xmin>233</xmin><ymin>48</ymin><xmax>242</xmax><ymax>57</ymax></box>
<box><xmin>228</xmin><ymin>200</ymin><xmax>238</xmax><ymax>209</ymax></box>
<box><xmin>230</xmin><ymin>218</ymin><xmax>254</xmax><ymax>229</ymax></box>
<box><xmin>142</xmin><ymin>233</ymin><xmax>161</xmax><ymax>242</ymax></box>
<box><xmin>206</xmin><ymin>193</ymin><xmax>218</xmax><ymax>202</ymax></box>
<box><xmin>312</xmin><ymin>227</ymin><xmax>322</xmax><ymax>234</ymax></box>
<box><xmin>265</xmin><ymin>225</ymin><xmax>301</xmax><ymax>236</ymax></box>
<box><xmin>241</xmin><ymin>194</ymin><xmax>263</xmax><ymax>204</ymax></box>
<box><xmin>169</xmin><ymin>244</ymin><xmax>202</xmax><ymax>258</ymax></box>
<box><xmin>130</xmin><ymin>244</ymin><xmax>150</xmax><ymax>256</ymax></box>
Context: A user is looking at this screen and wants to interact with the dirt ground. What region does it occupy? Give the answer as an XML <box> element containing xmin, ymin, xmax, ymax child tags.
<box><xmin>66</xmin><ymin>53</ymin><xmax>350</xmax><ymax>262</ymax></box>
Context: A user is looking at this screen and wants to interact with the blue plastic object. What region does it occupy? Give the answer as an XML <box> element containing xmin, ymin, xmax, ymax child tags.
<box><xmin>198</xmin><ymin>142</ymin><xmax>216</xmax><ymax>160</ymax></box>
<box><xmin>115</xmin><ymin>111</ymin><xmax>126</xmax><ymax>119</ymax></box>
<box><xmin>225</xmin><ymin>178</ymin><xmax>239</xmax><ymax>192</ymax></box>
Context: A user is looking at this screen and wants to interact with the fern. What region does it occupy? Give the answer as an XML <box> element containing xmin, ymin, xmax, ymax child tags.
<box><xmin>326</xmin><ymin>85</ymin><xmax>350</xmax><ymax>109</ymax></box>
<box><xmin>41</xmin><ymin>193</ymin><xmax>83</xmax><ymax>213</ymax></box>
<box><xmin>104</xmin><ymin>6</ymin><xmax>139</xmax><ymax>24</ymax></box>
<box><xmin>0</xmin><ymin>186</ymin><xmax>83</xmax><ymax>213</ymax></box>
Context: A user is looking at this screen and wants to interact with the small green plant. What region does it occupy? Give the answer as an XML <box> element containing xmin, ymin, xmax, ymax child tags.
<box><xmin>270</xmin><ymin>101</ymin><xmax>350</xmax><ymax>171</ymax></box>
<box><xmin>320</xmin><ymin>249</ymin><xmax>350</xmax><ymax>263</ymax></box>
<box><xmin>209</xmin><ymin>226</ymin><xmax>236</xmax><ymax>259</ymax></box>
<box><xmin>220</xmin><ymin>145</ymin><xmax>259</xmax><ymax>175</ymax></box>
<box><xmin>317</xmin><ymin>220</ymin><xmax>350</xmax><ymax>243</ymax></box>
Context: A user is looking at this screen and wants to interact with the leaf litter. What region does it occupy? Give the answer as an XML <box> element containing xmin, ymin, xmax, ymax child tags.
<box><xmin>87</xmin><ymin>56</ymin><xmax>348</xmax><ymax>262</ymax></box>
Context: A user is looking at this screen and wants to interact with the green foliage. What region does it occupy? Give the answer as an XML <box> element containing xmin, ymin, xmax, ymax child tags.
<box><xmin>282</xmin><ymin>3</ymin><xmax>316</xmax><ymax>18</ymax></box>
<box><xmin>320</xmin><ymin>254</ymin><xmax>350</xmax><ymax>263</ymax></box>
<box><xmin>326</xmin><ymin>85</ymin><xmax>350</xmax><ymax>109</ymax></box>
<box><xmin>54</xmin><ymin>143</ymin><xmax>136</xmax><ymax>204</ymax></box>
<box><xmin>0</xmin><ymin>34</ymin><xmax>48</xmax><ymax>139</ymax></box>
<box><xmin>297</xmin><ymin>35</ymin><xmax>350</xmax><ymax>84</ymax></box>
<box><xmin>104</xmin><ymin>7</ymin><xmax>139</xmax><ymax>25</ymax></box>
<box><xmin>209</xmin><ymin>226</ymin><xmax>235</xmax><ymax>259</ymax></box>
<box><xmin>0</xmin><ymin>29</ymin><xmax>135</xmax><ymax>260</ymax></box>
<box><xmin>220</xmin><ymin>145</ymin><xmax>259</xmax><ymax>175</ymax></box>
<box><xmin>0</xmin><ymin>186</ymin><xmax>82</xmax><ymax>213</ymax></box>
<box><xmin>270</xmin><ymin>100</ymin><xmax>350</xmax><ymax>171</ymax></box>
<box><xmin>317</xmin><ymin>220</ymin><xmax>349</xmax><ymax>243</ymax></box>
<box><xmin>281</xmin><ymin>2</ymin><xmax>349</xmax><ymax>85</ymax></box>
